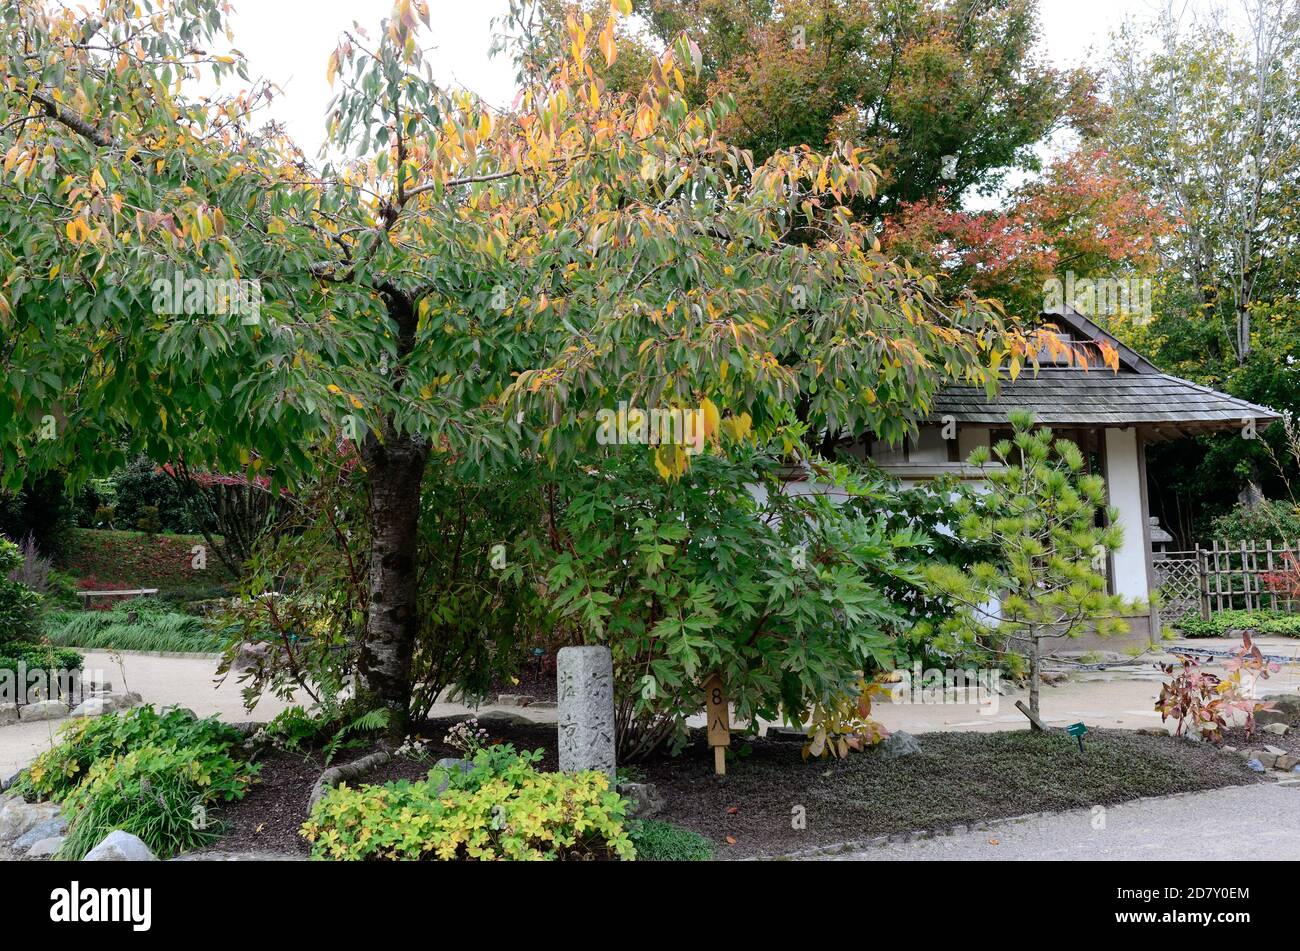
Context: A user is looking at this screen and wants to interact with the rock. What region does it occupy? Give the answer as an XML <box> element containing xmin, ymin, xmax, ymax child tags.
<box><xmin>1222</xmin><ymin>746</ymin><xmax>1237</xmax><ymax>754</ymax></box>
<box><xmin>0</xmin><ymin>770</ymin><xmax>20</xmax><ymax>792</ymax></box>
<box><xmin>1276</xmin><ymin>754</ymin><xmax>1300</xmax><ymax>772</ymax></box>
<box><xmin>1279</xmin><ymin>778</ymin><xmax>1300</xmax><ymax>787</ymax></box>
<box><xmin>13</xmin><ymin>815</ymin><xmax>67</xmax><ymax>851</ymax></box>
<box><xmin>495</xmin><ymin>694</ymin><xmax>533</xmax><ymax>707</ymax></box>
<box><xmin>69</xmin><ymin>697</ymin><xmax>111</xmax><ymax>718</ymax></box>
<box><xmin>26</xmin><ymin>836</ymin><xmax>64</xmax><ymax>858</ymax></box>
<box><xmin>432</xmin><ymin>758</ymin><xmax>471</xmax><ymax>794</ymax></box>
<box><xmin>1257</xmin><ymin>752</ymin><xmax>1280</xmax><ymax>769</ymax></box>
<box><xmin>19</xmin><ymin>699</ymin><xmax>68</xmax><ymax>721</ymax></box>
<box><xmin>1136</xmin><ymin>728</ymin><xmax>1168</xmax><ymax>737</ymax></box>
<box><xmin>1257</xmin><ymin>695</ymin><xmax>1300</xmax><ymax>727</ymax></box>
<box><xmin>1263</xmin><ymin>744</ymin><xmax>1287</xmax><ymax>757</ymax></box>
<box><xmin>0</xmin><ymin>706</ymin><xmax>18</xmax><ymax>726</ymax></box>
<box><xmin>1263</xmin><ymin>722</ymin><xmax>1291</xmax><ymax>736</ymax></box>
<box><xmin>232</xmin><ymin>641</ymin><xmax>271</xmax><ymax>672</ymax></box>
<box><xmin>617</xmin><ymin>782</ymin><xmax>664</xmax><ymax>819</ymax></box>
<box><xmin>527</xmin><ymin>700</ymin><xmax>557</xmax><ymax>710</ymax></box>
<box><xmin>109</xmin><ymin>692</ymin><xmax>143</xmax><ymax>711</ymax></box>
<box><xmin>474</xmin><ymin>710</ymin><xmax>533</xmax><ymax>727</ymax></box>
<box><xmin>1245</xmin><ymin>758</ymin><xmax>1267</xmax><ymax>773</ymax></box>
<box><xmin>0</xmin><ymin>800</ymin><xmax>60</xmax><ymax>843</ymax></box>
<box><xmin>880</xmin><ymin>730</ymin><xmax>922</xmax><ymax>761</ymax></box>
<box><xmin>82</xmin><ymin>830</ymin><xmax>158</xmax><ymax>861</ymax></box>
<box><xmin>765</xmin><ymin>726</ymin><xmax>808</xmax><ymax>743</ymax></box>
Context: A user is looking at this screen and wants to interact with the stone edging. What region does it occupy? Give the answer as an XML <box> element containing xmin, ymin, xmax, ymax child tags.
<box><xmin>77</xmin><ymin>648</ymin><xmax>221</xmax><ymax>660</ymax></box>
<box><xmin>307</xmin><ymin>751</ymin><xmax>393</xmax><ymax>809</ymax></box>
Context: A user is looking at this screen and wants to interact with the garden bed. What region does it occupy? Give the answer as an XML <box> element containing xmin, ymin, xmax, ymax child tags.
<box><xmin>203</xmin><ymin>718</ymin><xmax>1266</xmax><ymax>860</ymax></box>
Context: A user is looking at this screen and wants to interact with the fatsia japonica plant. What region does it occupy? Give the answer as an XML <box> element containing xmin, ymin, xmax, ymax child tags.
<box><xmin>918</xmin><ymin>411</ymin><xmax>1145</xmax><ymax>722</ymax></box>
<box><xmin>516</xmin><ymin>434</ymin><xmax>927</xmax><ymax>759</ymax></box>
<box><xmin>1</xmin><ymin>0</ymin><xmax>1051</xmax><ymax>733</ymax></box>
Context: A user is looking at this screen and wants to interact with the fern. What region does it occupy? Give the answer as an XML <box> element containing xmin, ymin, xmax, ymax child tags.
<box><xmin>323</xmin><ymin>708</ymin><xmax>391</xmax><ymax>764</ymax></box>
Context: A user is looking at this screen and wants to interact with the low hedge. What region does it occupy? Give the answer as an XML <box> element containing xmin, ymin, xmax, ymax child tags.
<box><xmin>1176</xmin><ymin>609</ymin><xmax>1300</xmax><ymax>638</ymax></box>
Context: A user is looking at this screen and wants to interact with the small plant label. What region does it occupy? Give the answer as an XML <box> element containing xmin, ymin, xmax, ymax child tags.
<box><xmin>1067</xmin><ymin>721</ymin><xmax>1089</xmax><ymax>753</ymax></box>
<box><xmin>703</xmin><ymin>672</ymin><xmax>730</xmax><ymax>776</ymax></box>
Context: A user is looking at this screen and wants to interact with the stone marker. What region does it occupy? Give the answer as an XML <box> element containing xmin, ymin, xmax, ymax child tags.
<box><xmin>556</xmin><ymin>646</ymin><xmax>616</xmax><ymax>783</ymax></box>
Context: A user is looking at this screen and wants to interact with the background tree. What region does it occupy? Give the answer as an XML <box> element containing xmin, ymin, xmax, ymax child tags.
<box><xmin>633</xmin><ymin>0</ymin><xmax>1097</xmax><ymax>215</ymax></box>
<box><xmin>1097</xmin><ymin>1</ymin><xmax>1300</xmax><ymax>537</ymax></box>
<box><xmin>882</xmin><ymin>146</ymin><xmax>1171</xmax><ymax>315</ymax></box>
<box><xmin>920</xmin><ymin>412</ymin><xmax>1140</xmax><ymax>722</ymax></box>
<box><xmin>1</xmin><ymin>0</ymin><xmax>1040</xmax><ymax>731</ymax></box>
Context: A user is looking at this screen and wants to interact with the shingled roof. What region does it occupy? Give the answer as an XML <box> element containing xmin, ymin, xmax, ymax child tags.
<box><xmin>925</xmin><ymin>307</ymin><xmax>1283</xmax><ymax>440</ymax></box>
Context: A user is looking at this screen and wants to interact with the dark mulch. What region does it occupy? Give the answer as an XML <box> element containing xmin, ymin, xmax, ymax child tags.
<box><xmin>1222</xmin><ymin>724</ymin><xmax>1300</xmax><ymax>757</ymax></box>
<box><xmin>486</xmin><ymin>663</ymin><xmax>558</xmax><ymax>703</ymax></box>
<box><xmin>638</xmin><ymin>728</ymin><xmax>1264</xmax><ymax>858</ymax></box>
<box><xmin>204</xmin><ymin>717</ymin><xmax>1265</xmax><ymax>859</ymax></box>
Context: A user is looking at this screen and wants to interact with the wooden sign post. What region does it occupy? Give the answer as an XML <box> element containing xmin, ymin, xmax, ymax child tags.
<box><xmin>703</xmin><ymin>672</ymin><xmax>730</xmax><ymax>776</ymax></box>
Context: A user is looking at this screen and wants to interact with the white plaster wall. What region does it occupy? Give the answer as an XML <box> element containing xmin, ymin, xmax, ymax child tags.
<box><xmin>1103</xmin><ymin>428</ymin><xmax>1150</xmax><ymax>600</ymax></box>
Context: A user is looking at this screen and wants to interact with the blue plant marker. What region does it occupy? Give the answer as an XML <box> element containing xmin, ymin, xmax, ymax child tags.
<box><xmin>1066</xmin><ymin>721</ymin><xmax>1088</xmax><ymax>753</ymax></box>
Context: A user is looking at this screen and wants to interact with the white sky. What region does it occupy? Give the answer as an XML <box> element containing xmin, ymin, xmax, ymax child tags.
<box><xmin>219</xmin><ymin>0</ymin><xmax>1237</xmax><ymax>174</ymax></box>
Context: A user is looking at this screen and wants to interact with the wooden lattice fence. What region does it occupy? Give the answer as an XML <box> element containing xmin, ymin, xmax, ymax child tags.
<box><xmin>1152</xmin><ymin>552</ymin><xmax>1202</xmax><ymax>620</ymax></box>
<box><xmin>1193</xmin><ymin>540</ymin><xmax>1300</xmax><ymax>618</ymax></box>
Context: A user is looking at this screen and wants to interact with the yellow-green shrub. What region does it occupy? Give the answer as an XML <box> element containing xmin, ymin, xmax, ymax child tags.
<box><xmin>301</xmin><ymin>750</ymin><xmax>634</xmax><ymax>861</ymax></box>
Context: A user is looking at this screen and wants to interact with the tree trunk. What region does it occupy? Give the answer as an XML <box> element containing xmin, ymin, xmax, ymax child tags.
<box><xmin>355</xmin><ymin>286</ymin><xmax>428</xmax><ymax>736</ymax></box>
<box><xmin>1028</xmin><ymin>631</ymin><xmax>1041</xmax><ymax>723</ymax></box>
<box><xmin>357</xmin><ymin>428</ymin><xmax>428</xmax><ymax>733</ymax></box>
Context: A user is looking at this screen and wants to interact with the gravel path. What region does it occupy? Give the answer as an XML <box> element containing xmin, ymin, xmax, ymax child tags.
<box><xmin>822</xmin><ymin>782</ymin><xmax>1300</xmax><ymax>860</ymax></box>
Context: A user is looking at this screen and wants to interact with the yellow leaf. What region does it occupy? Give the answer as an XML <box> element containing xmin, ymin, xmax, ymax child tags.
<box><xmin>700</xmin><ymin>397</ymin><xmax>721</xmax><ymax>443</ymax></box>
<box><xmin>327</xmin><ymin>384</ymin><xmax>342</xmax><ymax>394</ymax></box>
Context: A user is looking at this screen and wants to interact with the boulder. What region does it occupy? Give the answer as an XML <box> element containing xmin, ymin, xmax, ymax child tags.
<box><xmin>494</xmin><ymin>694</ymin><xmax>533</xmax><ymax>707</ymax></box>
<box><xmin>1257</xmin><ymin>695</ymin><xmax>1300</xmax><ymax>727</ymax></box>
<box><xmin>879</xmin><ymin>730</ymin><xmax>922</xmax><ymax>761</ymax></box>
<box><xmin>69</xmin><ymin>697</ymin><xmax>112</xmax><ymax>718</ymax></box>
<box><xmin>26</xmin><ymin>836</ymin><xmax>64</xmax><ymax>859</ymax></box>
<box><xmin>19</xmin><ymin>699</ymin><xmax>68</xmax><ymax>722</ymax></box>
<box><xmin>432</xmin><ymin>757</ymin><xmax>472</xmax><ymax>794</ymax></box>
<box><xmin>1262</xmin><ymin>722</ymin><xmax>1291</xmax><ymax>736</ymax></box>
<box><xmin>232</xmin><ymin>641</ymin><xmax>271</xmax><ymax>672</ymax></box>
<box><xmin>474</xmin><ymin>710</ymin><xmax>533</xmax><ymax>727</ymax></box>
<box><xmin>12</xmin><ymin>814</ymin><xmax>67</xmax><ymax>851</ymax></box>
<box><xmin>82</xmin><ymin>830</ymin><xmax>158</xmax><ymax>861</ymax></box>
<box><xmin>0</xmin><ymin>800</ymin><xmax>60</xmax><ymax>843</ymax></box>
<box><xmin>109</xmin><ymin>692</ymin><xmax>143</xmax><ymax>712</ymax></box>
<box><xmin>617</xmin><ymin>782</ymin><xmax>665</xmax><ymax>819</ymax></box>
<box><xmin>527</xmin><ymin>700</ymin><xmax>557</xmax><ymax>710</ymax></box>
<box><xmin>0</xmin><ymin>706</ymin><xmax>18</xmax><ymax>726</ymax></box>
<box><xmin>1277</xmin><ymin>754</ymin><xmax>1300</xmax><ymax>772</ymax></box>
